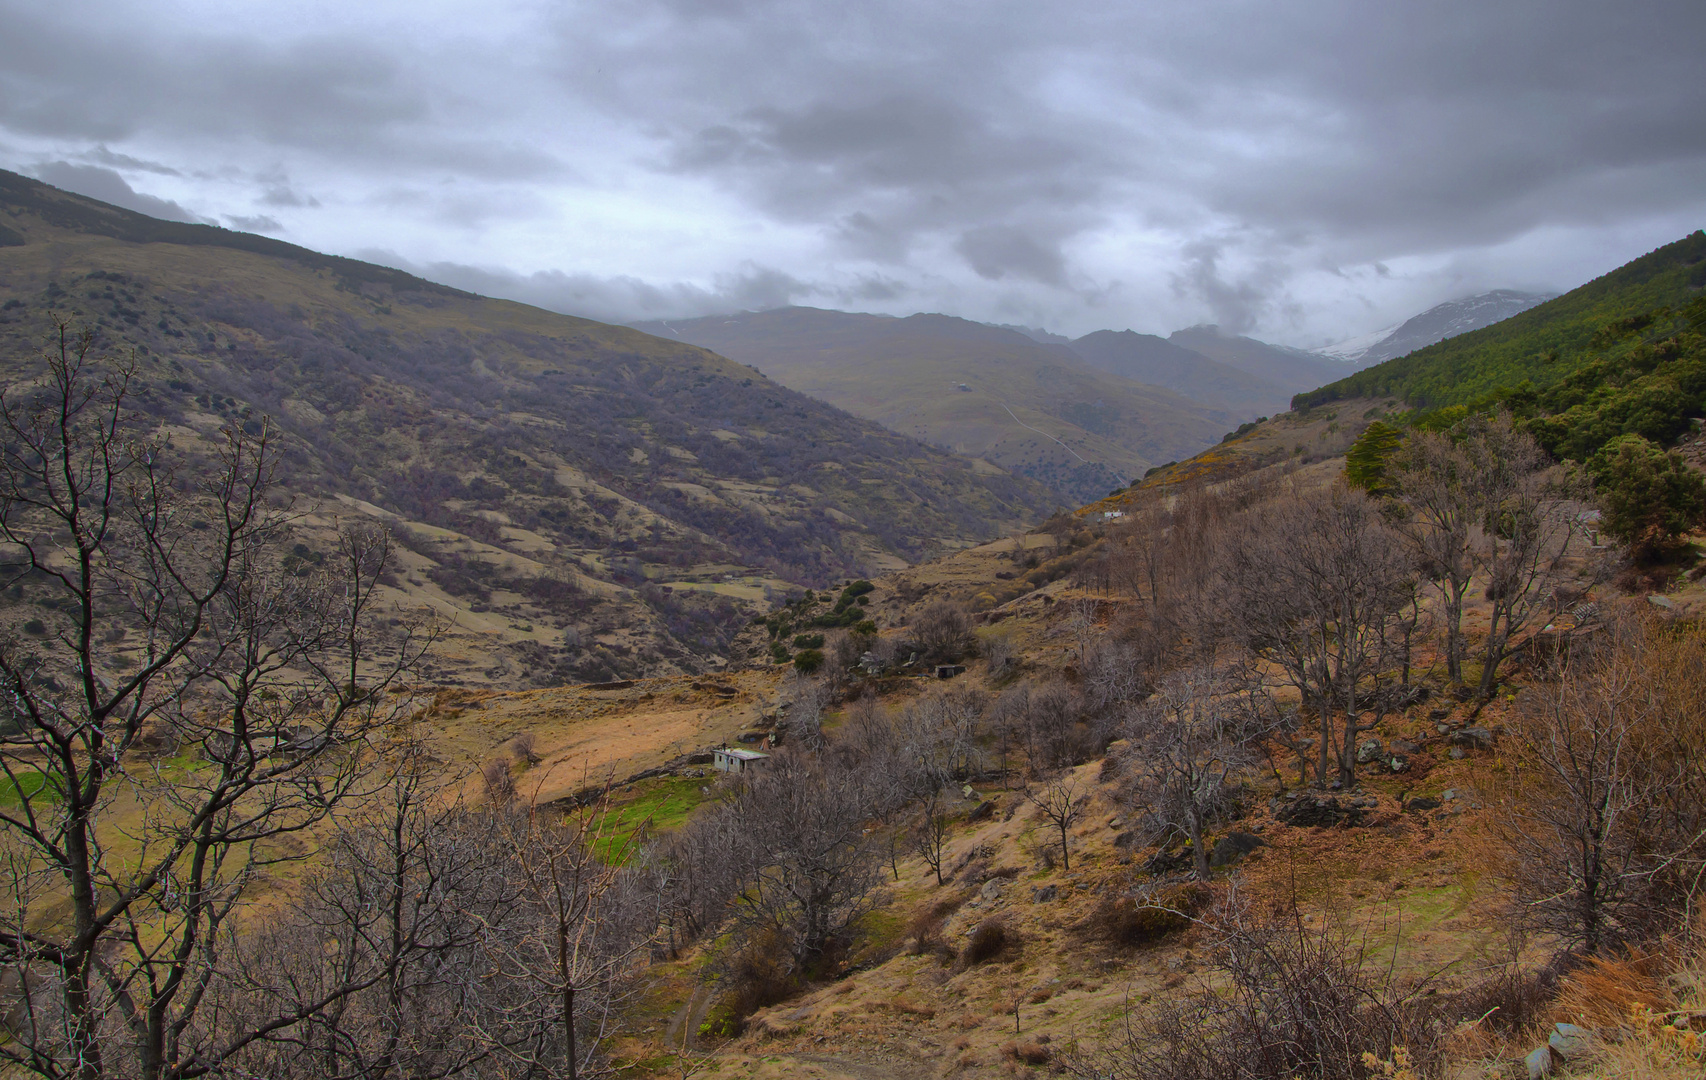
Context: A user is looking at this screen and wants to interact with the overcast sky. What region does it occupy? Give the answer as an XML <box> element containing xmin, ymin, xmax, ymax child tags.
<box><xmin>2</xmin><ymin>0</ymin><xmax>1703</xmax><ymax>345</ymax></box>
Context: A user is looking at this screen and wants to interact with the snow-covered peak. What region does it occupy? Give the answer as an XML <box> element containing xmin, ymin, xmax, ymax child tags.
<box><xmin>1318</xmin><ymin>290</ymin><xmax>1555</xmax><ymax>366</ymax></box>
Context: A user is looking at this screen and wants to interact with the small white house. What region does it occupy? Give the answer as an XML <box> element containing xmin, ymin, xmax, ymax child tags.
<box><xmin>712</xmin><ymin>747</ymin><xmax>770</xmax><ymax>774</ymax></box>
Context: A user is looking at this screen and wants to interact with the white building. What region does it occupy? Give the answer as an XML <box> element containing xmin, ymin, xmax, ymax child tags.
<box><xmin>712</xmin><ymin>747</ymin><xmax>770</xmax><ymax>774</ymax></box>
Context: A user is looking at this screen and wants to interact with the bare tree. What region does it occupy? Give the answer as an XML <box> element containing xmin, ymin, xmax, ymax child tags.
<box><xmin>0</xmin><ymin>322</ymin><xmax>432</xmax><ymax>1080</ymax></box>
<box><xmin>723</xmin><ymin>752</ymin><xmax>885</xmax><ymax>976</ymax></box>
<box><xmin>1488</xmin><ymin>612</ymin><xmax>1706</xmax><ymax>954</ymax></box>
<box><xmin>911</xmin><ymin>788</ymin><xmax>953</xmax><ymax>887</ymax></box>
<box><xmin>908</xmin><ymin>600</ymin><xmax>976</xmax><ymax>664</ymax></box>
<box><xmin>206</xmin><ymin>745</ymin><xmax>534</xmax><ymax>1080</ymax></box>
<box><xmin>1026</xmin><ymin>775</ymin><xmax>1084</xmax><ymax>872</ymax></box>
<box><xmin>1122</xmin><ymin>668</ymin><xmax>1260</xmax><ymax>880</ymax></box>
<box><xmin>507</xmin><ymin>795</ymin><xmax>662</xmax><ymax>1079</ymax></box>
<box><xmin>1394</xmin><ymin>413</ymin><xmax>1577</xmax><ymax>696</ymax></box>
<box><xmin>1463</xmin><ymin>414</ymin><xmax>1577</xmax><ymax>697</ymax></box>
<box><xmin>1025</xmin><ymin>680</ymin><xmax>1084</xmax><ymax>772</ymax></box>
<box><xmin>1226</xmin><ymin>483</ymin><xmax>1412</xmax><ymax>787</ymax></box>
<box><xmin>1392</xmin><ymin>428</ymin><xmax>1477</xmax><ymax>682</ymax></box>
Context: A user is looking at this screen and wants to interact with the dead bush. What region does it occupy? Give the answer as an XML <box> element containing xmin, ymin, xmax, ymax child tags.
<box><xmin>889</xmin><ymin>996</ymin><xmax>937</xmax><ymax>1019</ymax></box>
<box><xmin>1555</xmin><ymin>952</ymin><xmax>1670</xmax><ymax>1031</ymax></box>
<box><xmin>1062</xmin><ymin>890</ymin><xmax>1451</xmax><ymax>1080</ymax></box>
<box><xmin>908</xmin><ymin>892</ymin><xmax>970</xmax><ymax>958</ymax></box>
<box><xmin>1004</xmin><ymin>1039</ymin><xmax>1052</xmax><ymax>1065</ymax></box>
<box><xmin>1078</xmin><ymin>882</ymin><xmax>1211</xmax><ymax>949</ymax></box>
<box><xmin>508</xmin><ymin>730</ymin><xmax>540</xmax><ymax>765</ymax></box>
<box><xmin>1447</xmin><ymin>961</ymin><xmax>1566</xmax><ymax>1037</ymax></box>
<box><xmin>715</xmin><ymin>926</ymin><xmax>800</xmax><ymax>1026</ymax></box>
<box><xmin>480</xmin><ymin>757</ymin><xmax>515</xmax><ymax>803</ymax></box>
<box><xmin>962</xmin><ymin>917</ymin><xmax>1014</xmax><ymax>966</ymax></box>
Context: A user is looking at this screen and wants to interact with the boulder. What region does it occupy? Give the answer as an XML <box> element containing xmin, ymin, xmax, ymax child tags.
<box><xmin>1391</xmin><ymin>738</ymin><xmax>1420</xmax><ymax>755</ymax></box>
<box><xmin>1209</xmin><ymin>832</ymin><xmax>1267</xmax><ymax>867</ymax></box>
<box><xmin>1355</xmin><ymin>739</ymin><xmax>1385</xmax><ymax>764</ymax></box>
<box><xmin>966</xmin><ymin>799</ymin><xmax>996</xmax><ymax>823</ymax></box>
<box><xmin>1453</xmin><ymin>726</ymin><xmax>1495</xmax><ymax>751</ymax></box>
<box><xmin>1405</xmin><ymin>796</ymin><xmax>1442</xmax><ymax>813</ymax></box>
<box><xmin>1275</xmin><ymin>793</ymin><xmax>1365</xmax><ymax>829</ymax></box>
<box><xmin>1525</xmin><ymin>1045</ymin><xmax>1556</xmax><ymax>1079</ymax></box>
<box><xmin>1143</xmin><ymin>848</ymin><xmax>1194</xmax><ymax>875</ymax></box>
<box><xmin>980</xmin><ymin>878</ymin><xmax>1004</xmax><ymax>901</ymax></box>
<box><xmin>1549</xmin><ymin>1022</ymin><xmax>1592</xmax><ymax>1059</ymax></box>
<box><xmin>1031</xmin><ymin>885</ymin><xmax>1058</xmax><ymax>903</ymax></box>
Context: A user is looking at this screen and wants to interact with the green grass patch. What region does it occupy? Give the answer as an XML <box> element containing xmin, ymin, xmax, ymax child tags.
<box><xmin>0</xmin><ymin>768</ymin><xmax>59</xmax><ymax>807</ymax></box>
<box><xmin>592</xmin><ymin>776</ymin><xmax>710</xmax><ymax>863</ymax></box>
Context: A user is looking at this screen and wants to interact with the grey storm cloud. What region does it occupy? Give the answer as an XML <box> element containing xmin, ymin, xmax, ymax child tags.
<box><xmin>390</xmin><ymin>256</ymin><xmax>819</xmax><ymax>326</ymax></box>
<box><xmin>32</xmin><ymin>162</ymin><xmax>203</xmax><ymax>223</ymax></box>
<box><xmin>0</xmin><ymin>0</ymin><xmax>1703</xmax><ymax>341</ymax></box>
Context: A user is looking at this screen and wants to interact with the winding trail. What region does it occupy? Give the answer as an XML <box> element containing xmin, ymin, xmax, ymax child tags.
<box><xmin>998</xmin><ymin>401</ymin><xmax>1091</xmax><ymax>463</ymax></box>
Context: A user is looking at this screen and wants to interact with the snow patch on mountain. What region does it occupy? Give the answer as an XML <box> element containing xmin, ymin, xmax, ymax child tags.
<box><xmin>1319</xmin><ymin>290</ymin><xmax>1555</xmax><ymax>366</ymax></box>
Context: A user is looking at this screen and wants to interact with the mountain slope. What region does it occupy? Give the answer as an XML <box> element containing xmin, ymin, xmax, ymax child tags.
<box><xmin>1319</xmin><ymin>290</ymin><xmax>1555</xmax><ymax>366</ymax></box>
<box><xmin>0</xmin><ymin>169</ymin><xmax>1055</xmax><ymax>685</ymax></box>
<box><xmin>1068</xmin><ymin>329</ymin><xmax>1294</xmax><ymax>416</ymax></box>
<box><xmin>1168</xmin><ymin>324</ymin><xmax>1353</xmax><ymax>392</ymax></box>
<box><xmin>634</xmin><ymin>307</ymin><xmax>1233</xmax><ymax>503</ymax></box>
<box><xmin>1298</xmin><ymin>232</ymin><xmax>1706</xmax><ymax>410</ymax></box>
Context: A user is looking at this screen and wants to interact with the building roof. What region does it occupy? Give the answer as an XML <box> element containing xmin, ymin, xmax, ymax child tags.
<box><xmin>716</xmin><ymin>747</ymin><xmax>770</xmax><ymax>761</ymax></box>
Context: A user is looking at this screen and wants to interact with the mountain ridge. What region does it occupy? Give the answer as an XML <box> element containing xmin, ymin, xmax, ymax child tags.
<box><xmin>634</xmin><ymin>306</ymin><xmax>1238</xmax><ymax>503</ymax></box>
<box><xmin>1318</xmin><ymin>290</ymin><xmax>1556</xmax><ymax>366</ymax></box>
<box><xmin>0</xmin><ymin>168</ymin><xmax>1056</xmax><ymax>686</ymax></box>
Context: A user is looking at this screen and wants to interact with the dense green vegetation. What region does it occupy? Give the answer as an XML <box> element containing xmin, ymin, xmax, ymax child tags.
<box><xmin>1587</xmin><ymin>433</ymin><xmax>1706</xmax><ymax>557</ymax></box>
<box><xmin>1343</xmin><ymin>420</ymin><xmax>1402</xmax><ymax>495</ymax></box>
<box><xmin>1295</xmin><ymin>232</ymin><xmax>1706</xmax><ymax>411</ymax></box>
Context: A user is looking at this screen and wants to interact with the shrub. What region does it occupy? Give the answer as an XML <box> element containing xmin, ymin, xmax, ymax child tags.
<box><xmin>962</xmin><ymin>917</ymin><xmax>1012</xmax><ymax>966</ymax></box>
<box><xmin>1078</xmin><ymin>882</ymin><xmax>1209</xmax><ymax>949</ymax></box>
<box><xmin>909</xmin><ymin>601</ymin><xmax>976</xmax><ymax>663</ymax></box>
<box><xmin>1588</xmin><ymin>433</ymin><xmax>1706</xmax><ymax>558</ymax></box>
<box><xmin>1004</xmin><ymin>1040</ymin><xmax>1052</xmax><ymax>1065</ymax></box>
<box><xmin>1062</xmin><ymin>892</ymin><xmax>1452</xmax><ymax>1080</ymax></box>
<box><xmin>792</xmin><ymin>649</ymin><xmax>824</xmax><ymax>674</ymax></box>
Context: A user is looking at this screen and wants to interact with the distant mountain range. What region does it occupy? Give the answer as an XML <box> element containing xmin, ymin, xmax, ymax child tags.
<box><xmin>1299</xmin><ymin>234</ymin><xmax>1706</xmax><ymax>410</ymax></box>
<box><xmin>633</xmin><ymin>309</ymin><xmax>1233</xmax><ymax>504</ymax></box>
<box><xmin>1317</xmin><ymin>290</ymin><xmax>1556</xmax><ymax>366</ymax></box>
<box><xmin>634</xmin><ymin>313</ymin><xmax>1389</xmax><ymax>503</ymax></box>
<box><xmin>0</xmin><ymin>168</ymin><xmax>1056</xmax><ymax>686</ymax></box>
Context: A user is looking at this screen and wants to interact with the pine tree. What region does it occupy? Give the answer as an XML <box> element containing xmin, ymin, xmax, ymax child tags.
<box><xmin>1344</xmin><ymin>420</ymin><xmax>1403</xmax><ymax>496</ymax></box>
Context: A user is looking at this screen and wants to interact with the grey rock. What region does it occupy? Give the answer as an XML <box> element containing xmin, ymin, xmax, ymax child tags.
<box><xmin>1355</xmin><ymin>739</ymin><xmax>1385</xmax><ymax>764</ymax></box>
<box><xmin>980</xmin><ymin>878</ymin><xmax>1003</xmax><ymax>900</ymax></box>
<box><xmin>1391</xmin><ymin>739</ymin><xmax>1420</xmax><ymax>755</ymax></box>
<box><xmin>1387</xmin><ymin>756</ymin><xmax>1410</xmax><ymax>773</ymax></box>
<box><xmin>1648</xmin><ymin>594</ymin><xmax>1676</xmax><ymax>610</ymax></box>
<box><xmin>1406</xmin><ymin>796</ymin><xmax>1442</xmax><ymax>813</ymax></box>
<box><xmin>1428</xmin><ymin>708</ymin><xmax>1450</xmax><ymax>721</ymax></box>
<box><xmin>1549</xmin><ymin>1022</ymin><xmax>1592</xmax><ymax>1059</ymax></box>
<box><xmin>1031</xmin><ymin>885</ymin><xmax>1058</xmax><ymax>902</ymax></box>
<box><xmin>1526</xmin><ymin>1044</ymin><xmax>1556</xmax><ymax>1079</ymax></box>
<box><xmin>1453</xmin><ymin>726</ymin><xmax>1495</xmax><ymax>750</ymax></box>
<box><xmin>1209</xmin><ymin>831</ymin><xmax>1267</xmax><ymax>867</ymax></box>
<box><xmin>1276</xmin><ymin>793</ymin><xmax>1365</xmax><ymax>829</ymax></box>
<box><xmin>1449</xmin><ymin>747</ymin><xmax>1466</xmax><ymax>759</ymax></box>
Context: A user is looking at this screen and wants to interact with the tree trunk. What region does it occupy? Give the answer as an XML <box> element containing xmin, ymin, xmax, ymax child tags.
<box><xmin>1188</xmin><ymin>812</ymin><xmax>1209</xmax><ymax>881</ymax></box>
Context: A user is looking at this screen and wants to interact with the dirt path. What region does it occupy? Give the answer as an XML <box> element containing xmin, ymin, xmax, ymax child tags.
<box><xmin>663</xmin><ymin>985</ymin><xmax>713</xmax><ymax>1052</ymax></box>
